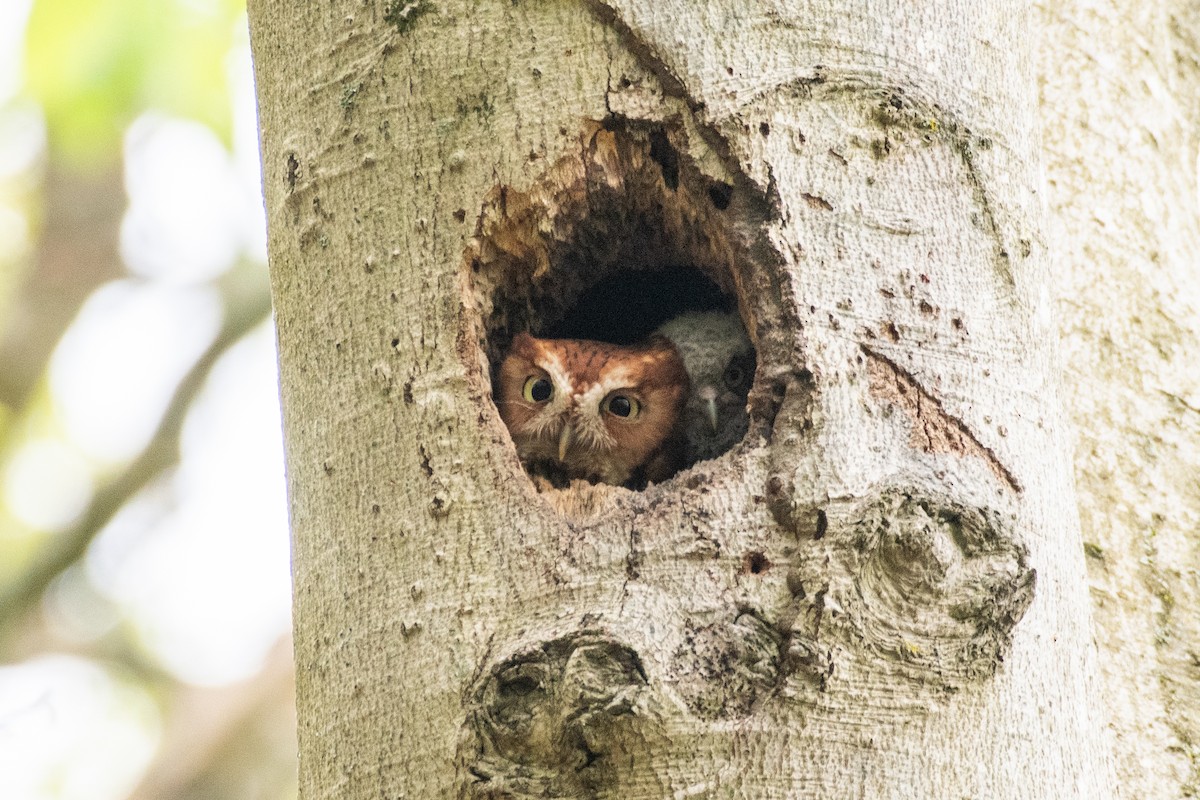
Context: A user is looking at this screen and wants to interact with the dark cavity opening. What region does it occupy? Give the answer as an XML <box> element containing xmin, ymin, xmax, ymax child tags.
<box><xmin>545</xmin><ymin>266</ymin><xmax>729</xmax><ymax>343</ymax></box>
<box><xmin>465</xmin><ymin>120</ymin><xmax>761</xmax><ymax>490</ymax></box>
<box><xmin>743</xmin><ymin>550</ymin><xmax>771</xmax><ymax>575</ymax></box>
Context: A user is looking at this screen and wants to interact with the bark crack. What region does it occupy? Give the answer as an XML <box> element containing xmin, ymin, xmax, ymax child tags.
<box><xmin>863</xmin><ymin>345</ymin><xmax>1021</xmax><ymax>492</ymax></box>
<box><xmin>602</xmin><ymin>40</ymin><xmax>615</xmax><ymax>118</ymax></box>
<box><xmin>582</xmin><ymin>1</ymin><xmax>694</xmax><ymax>110</ymax></box>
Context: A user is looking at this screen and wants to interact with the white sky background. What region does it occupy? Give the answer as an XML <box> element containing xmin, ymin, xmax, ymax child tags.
<box><xmin>0</xmin><ymin>7</ymin><xmax>290</xmax><ymax>799</ymax></box>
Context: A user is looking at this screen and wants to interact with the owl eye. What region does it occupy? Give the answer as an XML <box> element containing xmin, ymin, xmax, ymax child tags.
<box><xmin>602</xmin><ymin>393</ymin><xmax>640</xmax><ymax>419</ymax></box>
<box><xmin>723</xmin><ymin>363</ymin><xmax>746</xmax><ymax>390</ymax></box>
<box><xmin>522</xmin><ymin>376</ymin><xmax>553</xmax><ymax>403</ymax></box>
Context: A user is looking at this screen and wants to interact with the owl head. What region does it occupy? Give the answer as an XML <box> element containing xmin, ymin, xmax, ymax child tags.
<box><xmin>654</xmin><ymin>311</ymin><xmax>755</xmax><ymax>462</ymax></box>
<box><xmin>496</xmin><ymin>333</ymin><xmax>690</xmax><ymax>487</ymax></box>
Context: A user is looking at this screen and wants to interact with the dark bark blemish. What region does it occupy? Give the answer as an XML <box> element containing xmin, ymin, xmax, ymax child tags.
<box><xmin>708</xmin><ymin>181</ymin><xmax>733</xmax><ymax>209</ymax></box>
<box><xmin>648</xmin><ymin>128</ymin><xmax>679</xmax><ymax>190</ymax></box>
<box><xmin>285</xmin><ymin>152</ymin><xmax>299</xmax><ymax>192</ymax></box>
<box><xmin>864</xmin><ymin>346</ymin><xmax>1021</xmax><ymax>492</ymax></box>
<box><xmin>384</xmin><ymin>0</ymin><xmax>434</xmax><ymax>33</ymax></box>
<box><xmin>802</xmin><ymin>193</ymin><xmax>833</xmax><ymax>211</ymax></box>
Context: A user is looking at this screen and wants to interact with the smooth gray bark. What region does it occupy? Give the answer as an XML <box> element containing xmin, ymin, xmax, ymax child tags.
<box><xmin>1040</xmin><ymin>1</ymin><xmax>1200</xmax><ymax>794</ymax></box>
<box><xmin>249</xmin><ymin>1</ymin><xmax>1115</xmax><ymax>797</ymax></box>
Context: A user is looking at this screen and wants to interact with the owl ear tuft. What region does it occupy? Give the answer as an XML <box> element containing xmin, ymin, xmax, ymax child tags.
<box><xmin>510</xmin><ymin>332</ymin><xmax>538</xmax><ymax>352</ymax></box>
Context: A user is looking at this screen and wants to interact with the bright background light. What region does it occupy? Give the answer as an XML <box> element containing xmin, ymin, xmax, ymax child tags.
<box><xmin>0</xmin><ymin>657</ymin><xmax>160</xmax><ymax>800</ymax></box>
<box><xmin>50</xmin><ymin>280</ymin><xmax>223</xmax><ymax>463</ymax></box>
<box><xmin>87</xmin><ymin>322</ymin><xmax>290</xmax><ymax>686</ymax></box>
<box><xmin>0</xmin><ymin>2</ymin><xmax>295</xmax><ymax>797</ymax></box>
<box><xmin>4</xmin><ymin>438</ymin><xmax>94</xmax><ymax>530</ymax></box>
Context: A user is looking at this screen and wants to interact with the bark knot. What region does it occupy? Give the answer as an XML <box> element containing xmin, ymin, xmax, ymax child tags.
<box><xmin>460</xmin><ymin>632</ymin><xmax>648</xmax><ymax>799</ymax></box>
<box><xmin>784</xmin><ymin>489</ymin><xmax>1034</xmax><ymax>696</ymax></box>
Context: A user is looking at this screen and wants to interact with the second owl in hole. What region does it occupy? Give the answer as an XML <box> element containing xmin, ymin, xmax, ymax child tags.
<box><xmin>654</xmin><ymin>311</ymin><xmax>755</xmax><ymax>464</ymax></box>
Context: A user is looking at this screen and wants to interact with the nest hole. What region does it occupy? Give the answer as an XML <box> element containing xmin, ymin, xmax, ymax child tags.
<box><xmin>466</xmin><ymin>120</ymin><xmax>761</xmax><ymax>489</ymax></box>
<box><xmin>542</xmin><ymin>265</ymin><xmax>728</xmax><ymax>343</ymax></box>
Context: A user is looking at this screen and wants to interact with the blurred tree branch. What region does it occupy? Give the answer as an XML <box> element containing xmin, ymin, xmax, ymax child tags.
<box><xmin>0</xmin><ymin>261</ymin><xmax>272</xmax><ymax>641</ymax></box>
<box><xmin>128</xmin><ymin>634</ymin><xmax>297</xmax><ymax>800</ymax></box>
<box><xmin>0</xmin><ymin>165</ymin><xmax>125</xmax><ymax>408</ymax></box>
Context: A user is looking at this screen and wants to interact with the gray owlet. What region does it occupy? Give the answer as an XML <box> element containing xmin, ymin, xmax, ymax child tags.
<box><xmin>654</xmin><ymin>311</ymin><xmax>754</xmax><ymax>463</ymax></box>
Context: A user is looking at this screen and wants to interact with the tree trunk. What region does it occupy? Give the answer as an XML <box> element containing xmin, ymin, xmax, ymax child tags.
<box><xmin>1039</xmin><ymin>1</ymin><xmax>1200</xmax><ymax>795</ymax></box>
<box><xmin>249</xmin><ymin>1</ymin><xmax>1114</xmax><ymax>797</ymax></box>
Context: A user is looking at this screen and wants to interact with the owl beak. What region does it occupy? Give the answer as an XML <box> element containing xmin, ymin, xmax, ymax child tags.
<box><xmin>699</xmin><ymin>386</ymin><xmax>719</xmax><ymax>432</ymax></box>
<box><xmin>704</xmin><ymin>398</ymin><xmax>719</xmax><ymax>431</ymax></box>
<box><xmin>558</xmin><ymin>423</ymin><xmax>573</xmax><ymax>462</ymax></box>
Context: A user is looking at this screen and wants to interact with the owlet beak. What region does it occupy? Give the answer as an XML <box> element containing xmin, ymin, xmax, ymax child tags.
<box><xmin>699</xmin><ymin>386</ymin><xmax>719</xmax><ymax>432</ymax></box>
<box><xmin>704</xmin><ymin>398</ymin><xmax>719</xmax><ymax>432</ymax></box>
<box><xmin>558</xmin><ymin>423</ymin><xmax>573</xmax><ymax>462</ymax></box>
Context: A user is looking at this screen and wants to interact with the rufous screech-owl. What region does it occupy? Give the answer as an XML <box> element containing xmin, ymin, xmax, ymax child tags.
<box><xmin>496</xmin><ymin>332</ymin><xmax>689</xmax><ymax>487</ymax></box>
<box><xmin>496</xmin><ymin>311</ymin><xmax>753</xmax><ymax>487</ymax></box>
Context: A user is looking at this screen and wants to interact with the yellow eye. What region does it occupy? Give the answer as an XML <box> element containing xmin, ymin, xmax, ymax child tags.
<box><xmin>602</xmin><ymin>393</ymin><xmax>640</xmax><ymax>419</ymax></box>
<box><xmin>522</xmin><ymin>376</ymin><xmax>553</xmax><ymax>403</ymax></box>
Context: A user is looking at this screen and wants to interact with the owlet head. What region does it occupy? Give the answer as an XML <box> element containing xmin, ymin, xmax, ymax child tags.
<box><xmin>654</xmin><ymin>311</ymin><xmax>755</xmax><ymax>462</ymax></box>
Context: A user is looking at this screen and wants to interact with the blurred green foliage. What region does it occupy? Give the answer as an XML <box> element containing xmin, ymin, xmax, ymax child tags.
<box><xmin>3</xmin><ymin>2</ymin><xmax>295</xmax><ymax>796</ymax></box>
<box><xmin>24</xmin><ymin>0</ymin><xmax>247</xmax><ymax>167</ymax></box>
